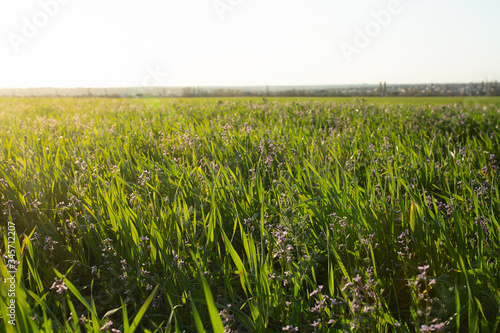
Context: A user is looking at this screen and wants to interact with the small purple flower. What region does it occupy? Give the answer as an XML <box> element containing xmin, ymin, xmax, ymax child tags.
<box><xmin>282</xmin><ymin>325</ymin><xmax>298</xmax><ymax>332</ymax></box>
<box><xmin>431</xmin><ymin>322</ymin><xmax>445</xmax><ymax>332</ymax></box>
<box><xmin>50</xmin><ymin>278</ymin><xmax>68</xmax><ymax>294</ymax></box>
<box><xmin>418</xmin><ymin>265</ymin><xmax>430</xmax><ymax>272</ymax></box>
<box><xmin>100</xmin><ymin>320</ymin><xmax>113</xmax><ymax>331</ymax></box>
<box><xmin>219</xmin><ymin>306</ymin><xmax>234</xmax><ymax>327</ymax></box>
<box><xmin>3</xmin><ymin>199</ymin><xmax>14</xmax><ymax>209</ymax></box>
<box><xmin>420</xmin><ymin>324</ymin><xmax>432</xmax><ymax>332</ymax></box>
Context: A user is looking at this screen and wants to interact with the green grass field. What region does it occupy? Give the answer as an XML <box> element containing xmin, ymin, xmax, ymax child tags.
<box><xmin>1</xmin><ymin>97</ymin><xmax>499</xmax><ymax>332</ymax></box>
<box><xmin>144</xmin><ymin>96</ymin><xmax>500</xmax><ymax>106</ymax></box>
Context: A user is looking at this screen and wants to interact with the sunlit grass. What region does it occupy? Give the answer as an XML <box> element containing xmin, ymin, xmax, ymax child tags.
<box><xmin>163</xmin><ymin>96</ymin><xmax>500</xmax><ymax>106</ymax></box>
<box><xmin>0</xmin><ymin>97</ymin><xmax>499</xmax><ymax>332</ymax></box>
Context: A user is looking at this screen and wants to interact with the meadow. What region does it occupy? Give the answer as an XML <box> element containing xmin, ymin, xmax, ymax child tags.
<box><xmin>0</xmin><ymin>97</ymin><xmax>499</xmax><ymax>332</ymax></box>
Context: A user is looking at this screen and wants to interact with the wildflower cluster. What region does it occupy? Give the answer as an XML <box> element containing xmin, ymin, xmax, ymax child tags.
<box><xmin>340</xmin><ymin>269</ymin><xmax>381</xmax><ymax>331</ymax></box>
<box><xmin>407</xmin><ymin>265</ymin><xmax>445</xmax><ymax>332</ymax></box>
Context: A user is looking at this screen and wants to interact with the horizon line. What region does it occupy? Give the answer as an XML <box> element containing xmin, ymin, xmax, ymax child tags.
<box><xmin>1</xmin><ymin>81</ymin><xmax>498</xmax><ymax>90</ymax></box>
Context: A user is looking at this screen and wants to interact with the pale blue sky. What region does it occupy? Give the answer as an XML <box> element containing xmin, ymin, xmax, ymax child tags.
<box><xmin>1</xmin><ymin>0</ymin><xmax>499</xmax><ymax>88</ymax></box>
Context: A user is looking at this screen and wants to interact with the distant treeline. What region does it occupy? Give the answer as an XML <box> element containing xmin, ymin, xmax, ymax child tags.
<box><xmin>2</xmin><ymin>82</ymin><xmax>499</xmax><ymax>98</ymax></box>
<box><xmin>181</xmin><ymin>87</ymin><xmax>500</xmax><ymax>98</ymax></box>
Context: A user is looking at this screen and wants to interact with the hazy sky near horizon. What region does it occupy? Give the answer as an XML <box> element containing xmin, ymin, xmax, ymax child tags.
<box><xmin>1</xmin><ymin>0</ymin><xmax>499</xmax><ymax>88</ymax></box>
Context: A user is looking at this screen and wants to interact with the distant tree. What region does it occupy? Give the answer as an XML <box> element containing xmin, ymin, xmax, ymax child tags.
<box><xmin>182</xmin><ymin>87</ymin><xmax>196</xmax><ymax>97</ymax></box>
